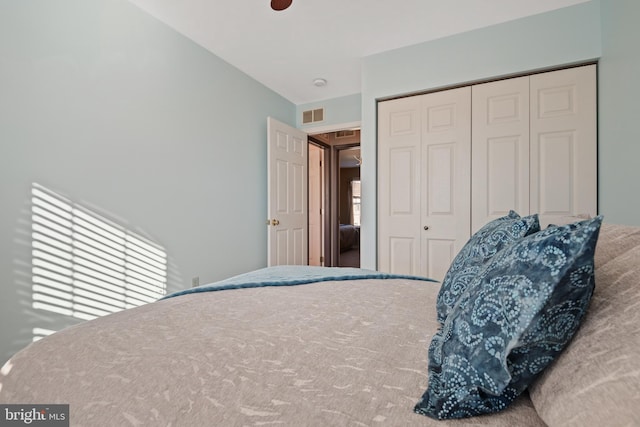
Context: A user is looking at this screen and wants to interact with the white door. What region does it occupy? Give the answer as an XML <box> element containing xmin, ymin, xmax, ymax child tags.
<box><xmin>530</xmin><ymin>65</ymin><xmax>597</xmax><ymax>228</ymax></box>
<box><xmin>378</xmin><ymin>65</ymin><xmax>596</xmax><ymax>278</ymax></box>
<box><xmin>267</xmin><ymin>117</ymin><xmax>308</xmax><ymax>266</ymax></box>
<box><xmin>472</xmin><ymin>76</ymin><xmax>530</xmax><ymax>233</ymax></box>
<box><xmin>378</xmin><ymin>96</ymin><xmax>422</xmax><ymax>275</ymax></box>
<box><xmin>420</xmin><ymin>87</ymin><xmax>471</xmax><ymax>281</ymax></box>
<box><xmin>378</xmin><ymin>88</ymin><xmax>471</xmax><ymax>280</ymax></box>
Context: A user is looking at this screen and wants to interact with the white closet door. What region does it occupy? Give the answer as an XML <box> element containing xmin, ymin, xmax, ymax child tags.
<box><xmin>420</xmin><ymin>87</ymin><xmax>471</xmax><ymax>281</ymax></box>
<box><xmin>378</xmin><ymin>64</ymin><xmax>597</xmax><ymax>277</ymax></box>
<box><xmin>530</xmin><ymin>65</ymin><xmax>597</xmax><ymax>228</ymax></box>
<box><xmin>472</xmin><ymin>76</ymin><xmax>530</xmax><ymax>232</ymax></box>
<box><xmin>378</xmin><ymin>96</ymin><xmax>422</xmax><ymax>275</ymax></box>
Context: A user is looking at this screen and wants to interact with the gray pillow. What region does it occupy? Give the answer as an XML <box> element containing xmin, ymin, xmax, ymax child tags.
<box><xmin>436</xmin><ymin>211</ymin><xmax>540</xmax><ymax>324</ymax></box>
<box><xmin>416</xmin><ymin>216</ymin><xmax>603</xmax><ymax>419</ymax></box>
<box><xmin>529</xmin><ymin>223</ymin><xmax>640</xmax><ymax>426</ymax></box>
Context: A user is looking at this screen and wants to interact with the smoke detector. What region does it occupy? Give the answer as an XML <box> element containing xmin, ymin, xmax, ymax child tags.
<box><xmin>313</xmin><ymin>78</ymin><xmax>327</xmax><ymax>87</ymax></box>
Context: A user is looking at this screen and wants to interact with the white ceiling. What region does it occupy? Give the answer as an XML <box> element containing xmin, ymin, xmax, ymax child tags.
<box><xmin>127</xmin><ymin>0</ymin><xmax>588</xmax><ymax>105</ymax></box>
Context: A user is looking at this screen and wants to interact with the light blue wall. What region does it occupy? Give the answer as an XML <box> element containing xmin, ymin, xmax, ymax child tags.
<box><xmin>0</xmin><ymin>0</ymin><xmax>294</xmax><ymax>363</ymax></box>
<box><xmin>598</xmin><ymin>0</ymin><xmax>640</xmax><ymax>225</ymax></box>
<box><xmin>3</xmin><ymin>0</ymin><xmax>636</xmax><ymax>365</ymax></box>
<box><xmin>359</xmin><ymin>1</ymin><xmax>603</xmax><ymax>269</ymax></box>
<box><xmin>297</xmin><ymin>93</ymin><xmax>362</xmax><ymax>130</ymax></box>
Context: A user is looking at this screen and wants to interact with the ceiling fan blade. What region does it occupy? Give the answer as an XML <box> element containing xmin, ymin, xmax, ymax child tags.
<box><xmin>271</xmin><ymin>0</ymin><xmax>293</xmax><ymax>11</ymax></box>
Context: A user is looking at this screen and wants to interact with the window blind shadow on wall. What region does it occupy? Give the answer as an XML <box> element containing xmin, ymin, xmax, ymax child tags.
<box><xmin>30</xmin><ymin>183</ymin><xmax>167</xmax><ymax>338</ymax></box>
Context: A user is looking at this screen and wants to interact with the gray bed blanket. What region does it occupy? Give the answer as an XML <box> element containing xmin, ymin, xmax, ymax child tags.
<box><xmin>0</xmin><ymin>276</ymin><xmax>543</xmax><ymax>426</ymax></box>
<box><xmin>162</xmin><ymin>265</ymin><xmax>436</xmax><ymax>299</ymax></box>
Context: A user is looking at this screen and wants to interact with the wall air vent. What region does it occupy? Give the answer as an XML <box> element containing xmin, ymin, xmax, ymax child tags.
<box><xmin>336</xmin><ymin>130</ymin><xmax>356</xmax><ymax>138</ymax></box>
<box><xmin>302</xmin><ymin>108</ymin><xmax>324</xmax><ymax>124</ymax></box>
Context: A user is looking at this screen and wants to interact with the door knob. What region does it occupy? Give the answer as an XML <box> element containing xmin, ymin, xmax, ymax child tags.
<box><xmin>423</xmin><ymin>226</ymin><xmax>430</xmax><ymax>231</ymax></box>
<box><xmin>271</xmin><ymin>219</ymin><xmax>280</xmax><ymax>226</ymax></box>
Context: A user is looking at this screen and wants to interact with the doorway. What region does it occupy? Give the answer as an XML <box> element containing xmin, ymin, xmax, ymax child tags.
<box><xmin>337</xmin><ymin>145</ymin><xmax>361</xmax><ymax>267</ymax></box>
<box><xmin>307</xmin><ymin>130</ymin><xmax>361</xmax><ymax>268</ymax></box>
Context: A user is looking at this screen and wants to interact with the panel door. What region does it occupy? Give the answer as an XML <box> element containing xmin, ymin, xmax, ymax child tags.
<box><xmin>472</xmin><ymin>76</ymin><xmax>530</xmax><ymax>232</ymax></box>
<box><xmin>420</xmin><ymin>87</ymin><xmax>471</xmax><ymax>281</ymax></box>
<box><xmin>530</xmin><ymin>65</ymin><xmax>597</xmax><ymax>228</ymax></box>
<box><xmin>378</xmin><ymin>96</ymin><xmax>422</xmax><ymax>275</ymax></box>
<box><xmin>267</xmin><ymin>117</ymin><xmax>308</xmax><ymax>266</ymax></box>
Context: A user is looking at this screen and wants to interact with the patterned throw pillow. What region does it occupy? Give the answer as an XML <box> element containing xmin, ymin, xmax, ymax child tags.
<box><xmin>436</xmin><ymin>211</ymin><xmax>540</xmax><ymax>324</ymax></box>
<box><xmin>415</xmin><ymin>216</ymin><xmax>603</xmax><ymax>420</ymax></box>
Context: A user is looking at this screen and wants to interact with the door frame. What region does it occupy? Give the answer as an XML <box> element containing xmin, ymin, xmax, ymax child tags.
<box><xmin>308</xmin><ymin>137</ymin><xmax>331</xmax><ymax>266</ymax></box>
<box><xmin>305</xmin><ymin>121</ymin><xmax>361</xmax><ymax>267</ymax></box>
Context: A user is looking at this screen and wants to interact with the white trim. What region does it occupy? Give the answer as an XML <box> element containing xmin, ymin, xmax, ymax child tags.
<box><xmin>301</xmin><ymin>121</ymin><xmax>361</xmax><ymax>134</ymax></box>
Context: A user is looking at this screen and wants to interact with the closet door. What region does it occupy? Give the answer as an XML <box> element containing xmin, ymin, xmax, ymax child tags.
<box><xmin>472</xmin><ymin>76</ymin><xmax>530</xmax><ymax>233</ymax></box>
<box><xmin>378</xmin><ymin>96</ymin><xmax>422</xmax><ymax>275</ymax></box>
<box><xmin>420</xmin><ymin>87</ymin><xmax>471</xmax><ymax>281</ymax></box>
<box><xmin>530</xmin><ymin>65</ymin><xmax>597</xmax><ymax>227</ymax></box>
<box><xmin>378</xmin><ymin>88</ymin><xmax>471</xmax><ymax>279</ymax></box>
<box><xmin>378</xmin><ymin>64</ymin><xmax>596</xmax><ymax>277</ymax></box>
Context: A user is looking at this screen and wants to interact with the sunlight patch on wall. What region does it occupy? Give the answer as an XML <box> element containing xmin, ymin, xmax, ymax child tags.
<box><xmin>32</xmin><ymin>328</ymin><xmax>56</xmax><ymax>342</ymax></box>
<box><xmin>31</xmin><ymin>183</ymin><xmax>167</xmax><ymax>322</ymax></box>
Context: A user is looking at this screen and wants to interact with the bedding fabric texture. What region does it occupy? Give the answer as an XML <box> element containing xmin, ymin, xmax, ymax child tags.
<box><xmin>162</xmin><ymin>265</ymin><xmax>435</xmax><ymax>300</ymax></box>
<box><xmin>528</xmin><ymin>223</ymin><xmax>640</xmax><ymax>426</ymax></box>
<box><xmin>0</xmin><ymin>276</ymin><xmax>546</xmax><ymax>427</ymax></box>
<box><xmin>436</xmin><ymin>211</ymin><xmax>540</xmax><ymax>324</ymax></box>
<box><xmin>415</xmin><ymin>216</ymin><xmax>603</xmax><ymax>420</ymax></box>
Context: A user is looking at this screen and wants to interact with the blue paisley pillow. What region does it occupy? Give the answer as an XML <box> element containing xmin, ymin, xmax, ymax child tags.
<box><xmin>436</xmin><ymin>211</ymin><xmax>540</xmax><ymax>324</ymax></box>
<box><xmin>415</xmin><ymin>216</ymin><xmax>603</xmax><ymax>420</ymax></box>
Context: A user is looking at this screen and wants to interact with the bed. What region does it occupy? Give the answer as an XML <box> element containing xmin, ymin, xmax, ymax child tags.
<box><xmin>4</xmin><ymin>215</ymin><xmax>639</xmax><ymax>426</ymax></box>
<box><xmin>339</xmin><ymin>224</ymin><xmax>359</xmax><ymax>252</ymax></box>
<box><xmin>0</xmin><ymin>266</ymin><xmax>541</xmax><ymax>426</ymax></box>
